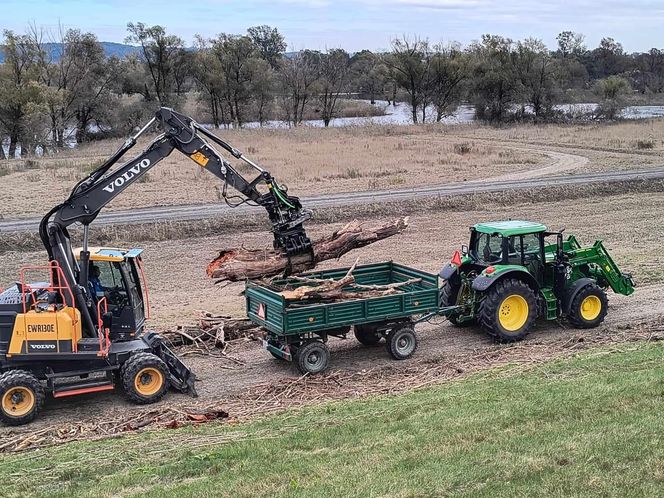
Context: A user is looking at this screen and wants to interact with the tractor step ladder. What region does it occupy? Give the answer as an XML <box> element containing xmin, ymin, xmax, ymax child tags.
<box><xmin>540</xmin><ymin>288</ymin><xmax>558</xmax><ymax>320</ymax></box>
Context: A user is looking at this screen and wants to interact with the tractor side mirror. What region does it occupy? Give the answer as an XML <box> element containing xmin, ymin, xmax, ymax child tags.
<box><xmin>102</xmin><ymin>312</ymin><xmax>113</xmax><ymax>330</ymax></box>
<box><xmin>461</xmin><ymin>244</ymin><xmax>468</xmax><ymax>256</ymax></box>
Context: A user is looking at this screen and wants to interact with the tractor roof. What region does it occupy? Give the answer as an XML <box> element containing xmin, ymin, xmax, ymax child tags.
<box><xmin>73</xmin><ymin>247</ymin><xmax>144</xmax><ymax>262</ymax></box>
<box><xmin>474</xmin><ymin>220</ymin><xmax>547</xmax><ymax>236</ymax></box>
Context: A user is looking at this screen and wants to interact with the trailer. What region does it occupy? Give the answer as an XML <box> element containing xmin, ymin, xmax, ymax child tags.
<box><xmin>245</xmin><ymin>262</ymin><xmax>443</xmax><ymax>374</ymax></box>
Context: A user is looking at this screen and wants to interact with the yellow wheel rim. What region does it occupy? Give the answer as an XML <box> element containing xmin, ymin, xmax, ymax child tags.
<box><xmin>2</xmin><ymin>387</ymin><xmax>35</xmax><ymax>417</ymax></box>
<box><xmin>498</xmin><ymin>294</ymin><xmax>529</xmax><ymax>332</ymax></box>
<box><xmin>580</xmin><ymin>295</ymin><xmax>602</xmax><ymax>321</ymax></box>
<box><xmin>134</xmin><ymin>368</ymin><xmax>164</xmax><ymax>396</ymax></box>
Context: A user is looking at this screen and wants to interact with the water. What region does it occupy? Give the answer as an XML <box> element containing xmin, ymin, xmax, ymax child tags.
<box><xmin>4</xmin><ymin>101</ymin><xmax>664</xmax><ymax>157</ymax></box>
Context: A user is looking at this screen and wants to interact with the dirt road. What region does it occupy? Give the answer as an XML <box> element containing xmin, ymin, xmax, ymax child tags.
<box><xmin>1</xmin><ymin>166</ymin><xmax>662</xmax><ymax>232</ymax></box>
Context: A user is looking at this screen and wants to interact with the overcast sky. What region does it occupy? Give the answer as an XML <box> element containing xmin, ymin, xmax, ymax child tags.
<box><xmin>4</xmin><ymin>0</ymin><xmax>664</xmax><ymax>52</ymax></box>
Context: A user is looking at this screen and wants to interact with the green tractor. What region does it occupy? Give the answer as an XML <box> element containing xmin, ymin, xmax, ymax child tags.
<box><xmin>439</xmin><ymin>221</ymin><xmax>635</xmax><ymax>341</ymax></box>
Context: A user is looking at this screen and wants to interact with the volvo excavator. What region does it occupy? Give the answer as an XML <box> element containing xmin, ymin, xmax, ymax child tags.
<box><xmin>0</xmin><ymin>108</ymin><xmax>313</xmax><ymax>425</ymax></box>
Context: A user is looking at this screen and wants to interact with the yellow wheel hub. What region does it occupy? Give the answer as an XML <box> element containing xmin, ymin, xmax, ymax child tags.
<box><xmin>580</xmin><ymin>295</ymin><xmax>602</xmax><ymax>321</ymax></box>
<box><xmin>2</xmin><ymin>387</ymin><xmax>35</xmax><ymax>417</ymax></box>
<box><xmin>498</xmin><ymin>294</ymin><xmax>529</xmax><ymax>332</ymax></box>
<box><xmin>134</xmin><ymin>367</ymin><xmax>164</xmax><ymax>396</ymax></box>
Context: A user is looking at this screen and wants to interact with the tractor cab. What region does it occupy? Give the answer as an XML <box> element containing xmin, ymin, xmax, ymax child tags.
<box><xmin>75</xmin><ymin>247</ymin><xmax>150</xmax><ymax>342</ymax></box>
<box><xmin>467</xmin><ymin>221</ymin><xmax>550</xmax><ymax>283</ymax></box>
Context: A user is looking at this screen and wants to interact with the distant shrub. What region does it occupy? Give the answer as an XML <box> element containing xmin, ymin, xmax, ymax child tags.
<box><xmin>636</xmin><ymin>139</ymin><xmax>655</xmax><ymax>150</ymax></box>
<box><xmin>454</xmin><ymin>142</ymin><xmax>472</xmax><ymax>155</ymax></box>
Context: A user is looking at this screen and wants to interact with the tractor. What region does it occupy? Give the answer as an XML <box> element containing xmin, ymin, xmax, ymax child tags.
<box><xmin>439</xmin><ymin>221</ymin><xmax>635</xmax><ymax>341</ymax></box>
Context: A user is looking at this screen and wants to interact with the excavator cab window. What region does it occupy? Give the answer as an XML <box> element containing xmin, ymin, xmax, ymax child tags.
<box><xmin>91</xmin><ymin>261</ymin><xmax>130</xmax><ymax>313</ymax></box>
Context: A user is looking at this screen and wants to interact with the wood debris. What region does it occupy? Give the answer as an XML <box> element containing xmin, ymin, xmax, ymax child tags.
<box><xmin>206</xmin><ymin>217</ymin><xmax>409</xmax><ymax>282</ymax></box>
<box><xmin>0</xmin><ymin>405</ymin><xmax>228</xmax><ymax>453</ymax></box>
<box><xmin>263</xmin><ymin>258</ymin><xmax>422</xmax><ymax>302</ymax></box>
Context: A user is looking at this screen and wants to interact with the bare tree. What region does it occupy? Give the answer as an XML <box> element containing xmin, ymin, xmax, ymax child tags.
<box><xmin>384</xmin><ymin>37</ymin><xmax>431</xmax><ymax>123</ymax></box>
<box><xmin>278</xmin><ymin>50</ymin><xmax>319</xmax><ymax>126</ymax></box>
<box><xmin>247</xmin><ymin>25</ymin><xmax>286</xmax><ymax>69</ymax></box>
<box><xmin>425</xmin><ymin>44</ymin><xmax>468</xmax><ymax>122</ymax></box>
<box><xmin>125</xmin><ymin>22</ymin><xmax>185</xmax><ymax>104</ymax></box>
<box><xmin>0</xmin><ymin>30</ymin><xmax>42</xmax><ymax>158</ymax></box>
<box><xmin>315</xmin><ymin>49</ymin><xmax>350</xmax><ymax>127</ymax></box>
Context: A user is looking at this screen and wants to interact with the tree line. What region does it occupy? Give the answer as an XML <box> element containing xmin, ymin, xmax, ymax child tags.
<box><xmin>0</xmin><ymin>23</ymin><xmax>660</xmax><ymax>158</ymax></box>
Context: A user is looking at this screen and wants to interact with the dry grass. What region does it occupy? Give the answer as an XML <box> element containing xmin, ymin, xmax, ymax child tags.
<box><xmin>1</xmin><ymin>118</ymin><xmax>663</xmax><ymax>218</ymax></box>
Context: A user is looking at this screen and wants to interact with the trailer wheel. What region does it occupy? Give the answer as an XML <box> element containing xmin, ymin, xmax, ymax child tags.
<box><xmin>121</xmin><ymin>352</ymin><xmax>170</xmax><ymax>404</ymax></box>
<box><xmin>478</xmin><ymin>278</ymin><xmax>537</xmax><ymax>342</ymax></box>
<box><xmin>386</xmin><ymin>324</ymin><xmax>418</xmax><ymax>360</ymax></box>
<box><xmin>295</xmin><ymin>341</ymin><xmax>330</xmax><ymax>375</ymax></box>
<box><xmin>354</xmin><ymin>324</ymin><xmax>381</xmax><ymax>345</ymax></box>
<box><xmin>568</xmin><ymin>284</ymin><xmax>608</xmax><ymax>329</ymax></box>
<box><xmin>0</xmin><ymin>370</ymin><xmax>45</xmax><ymax>426</ymax></box>
<box><xmin>440</xmin><ymin>281</ymin><xmax>473</xmax><ymax>326</ymax></box>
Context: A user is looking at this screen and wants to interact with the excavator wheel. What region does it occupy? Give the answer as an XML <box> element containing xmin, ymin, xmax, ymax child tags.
<box><xmin>121</xmin><ymin>352</ymin><xmax>170</xmax><ymax>405</ymax></box>
<box><xmin>568</xmin><ymin>283</ymin><xmax>608</xmax><ymax>329</ymax></box>
<box><xmin>0</xmin><ymin>370</ymin><xmax>45</xmax><ymax>426</ymax></box>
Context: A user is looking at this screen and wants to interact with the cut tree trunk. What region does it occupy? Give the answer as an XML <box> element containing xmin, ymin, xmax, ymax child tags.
<box><xmin>207</xmin><ymin>217</ymin><xmax>409</xmax><ymax>282</ymax></box>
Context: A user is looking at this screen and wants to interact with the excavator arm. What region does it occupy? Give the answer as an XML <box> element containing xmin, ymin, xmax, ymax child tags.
<box><xmin>39</xmin><ymin>107</ymin><xmax>313</xmax><ymax>336</ymax></box>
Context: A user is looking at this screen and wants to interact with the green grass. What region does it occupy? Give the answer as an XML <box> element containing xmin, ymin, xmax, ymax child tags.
<box><xmin>2</xmin><ymin>342</ymin><xmax>663</xmax><ymax>497</ymax></box>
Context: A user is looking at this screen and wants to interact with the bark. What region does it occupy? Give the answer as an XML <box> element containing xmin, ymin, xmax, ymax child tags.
<box><xmin>206</xmin><ymin>217</ymin><xmax>409</xmax><ymax>282</ymax></box>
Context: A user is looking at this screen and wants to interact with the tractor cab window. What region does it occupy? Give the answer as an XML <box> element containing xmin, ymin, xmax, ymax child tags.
<box><xmin>507</xmin><ymin>233</ymin><xmax>542</xmax><ymax>265</ymax></box>
<box><xmin>88</xmin><ymin>261</ymin><xmax>130</xmax><ymax>314</ymax></box>
<box><xmin>473</xmin><ymin>233</ymin><xmax>504</xmax><ymax>264</ymax></box>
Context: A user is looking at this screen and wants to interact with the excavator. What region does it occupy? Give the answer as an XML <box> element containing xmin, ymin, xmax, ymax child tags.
<box><xmin>0</xmin><ymin>108</ymin><xmax>313</xmax><ymax>425</ymax></box>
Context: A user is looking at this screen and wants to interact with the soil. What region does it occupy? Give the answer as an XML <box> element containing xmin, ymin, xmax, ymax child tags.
<box><xmin>0</xmin><ymin>190</ymin><xmax>662</xmax><ymax>451</ymax></box>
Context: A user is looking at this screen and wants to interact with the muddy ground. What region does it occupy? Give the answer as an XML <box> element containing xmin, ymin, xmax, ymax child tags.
<box><xmin>0</xmin><ymin>189</ymin><xmax>662</xmax><ymax>450</ymax></box>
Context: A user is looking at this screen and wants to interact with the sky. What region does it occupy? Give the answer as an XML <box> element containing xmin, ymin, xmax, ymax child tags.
<box><xmin>3</xmin><ymin>0</ymin><xmax>664</xmax><ymax>52</ymax></box>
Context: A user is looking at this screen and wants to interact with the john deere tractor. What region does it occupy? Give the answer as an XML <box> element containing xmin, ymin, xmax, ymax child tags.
<box><xmin>439</xmin><ymin>221</ymin><xmax>635</xmax><ymax>341</ymax></box>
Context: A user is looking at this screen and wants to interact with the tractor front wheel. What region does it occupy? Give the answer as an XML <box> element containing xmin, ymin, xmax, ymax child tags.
<box><xmin>479</xmin><ymin>278</ymin><xmax>537</xmax><ymax>342</ymax></box>
<box><xmin>0</xmin><ymin>370</ymin><xmax>45</xmax><ymax>426</ymax></box>
<box><xmin>568</xmin><ymin>284</ymin><xmax>608</xmax><ymax>329</ymax></box>
<box><xmin>121</xmin><ymin>352</ymin><xmax>170</xmax><ymax>405</ymax></box>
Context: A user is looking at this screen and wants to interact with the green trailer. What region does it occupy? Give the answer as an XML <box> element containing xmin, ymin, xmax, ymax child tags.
<box><xmin>245</xmin><ymin>262</ymin><xmax>441</xmax><ymax>374</ymax></box>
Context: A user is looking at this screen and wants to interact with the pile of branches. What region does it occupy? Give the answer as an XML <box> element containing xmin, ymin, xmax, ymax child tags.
<box><xmin>161</xmin><ymin>311</ymin><xmax>262</xmax><ymax>361</ymax></box>
<box><xmin>259</xmin><ymin>258</ymin><xmax>421</xmax><ymax>302</ymax></box>
<box><xmin>0</xmin><ymin>405</ymin><xmax>228</xmax><ymax>453</ymax></box>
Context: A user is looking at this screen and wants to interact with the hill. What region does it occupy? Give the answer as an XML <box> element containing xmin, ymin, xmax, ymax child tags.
<box><xmin>0</xmin><ymin>41</ymin><xmax>139</xmax><ymax>62</ymax></box>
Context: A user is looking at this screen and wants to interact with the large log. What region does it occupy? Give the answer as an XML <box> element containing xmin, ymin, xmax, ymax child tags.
<box><xmin>206</xmin><ymin>217</ymin><xmax>409</xmax><ymax>282</ymax></box>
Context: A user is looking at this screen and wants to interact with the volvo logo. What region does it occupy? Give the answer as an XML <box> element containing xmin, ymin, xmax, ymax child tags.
<box><xmin>103</xmin><ymin>159</ymin><xmax>152</xmax><ymax>193</ymax></box>
<box><xmin>29</xmin><ymin>343</ymin><xmax>56</xmax><ymax>350</ymax></box>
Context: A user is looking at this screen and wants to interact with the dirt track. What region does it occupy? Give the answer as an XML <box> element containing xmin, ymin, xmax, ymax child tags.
<box><xmin>0</xmin><ymin>282</ymin><xmax>661</xmax><ymax>451</ymax></box>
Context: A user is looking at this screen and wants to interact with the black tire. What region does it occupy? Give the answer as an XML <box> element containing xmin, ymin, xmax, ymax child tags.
<box><xmin>0</xmin><ymin>370</ymin><xmax>45</xmax><ymax>426</ymax></box>
<box><xmin>295</xmin><ymin>340</ymin><xmax>330</xmax><ymax>375</ymax></box>
<box><xmin>354</xmin><ymin>324</ymin><xmax>381</xmax><ymax>345</ymax></box>
<box><xmin>478</xmin><ymin>278</ymin><xmax>537</xmax><ymax>342</ymax></box>
<box><xmin>568</xmin><ymin>283</ymin><xmax>608</xmax><ymax>329</ymax></box>
<box><xmin>440</xmin><ymin>280</ymin><xmax>473</xmax><ymax>327</ymax></box>
<box><xmin>386</xmin><ymin>323</ymin><xmax>418</xmax><ymax>360</ymax></box>
<box><xmin>121</xmin><ymin>352</ymin><xmax>170</xmax><ymax>405</ymax></box>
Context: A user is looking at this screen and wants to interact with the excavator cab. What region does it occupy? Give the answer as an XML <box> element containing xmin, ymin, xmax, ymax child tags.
<box><xmin>76</xmin><ymin>247</ymin><xmax>149</xmax><ymax>343</ymax></box>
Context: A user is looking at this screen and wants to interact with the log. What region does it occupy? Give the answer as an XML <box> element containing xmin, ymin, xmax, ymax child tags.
<box><xmin>206</xmin><ymin>217</ymin><xmax>409</xmax><ymax>282</ymax></box>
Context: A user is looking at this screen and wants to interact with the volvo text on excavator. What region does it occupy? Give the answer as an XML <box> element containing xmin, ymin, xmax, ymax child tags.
<box><xmin>0</xmin><ymin>108</ymin><xmax>313</xmax><ymax>425</ymax></box>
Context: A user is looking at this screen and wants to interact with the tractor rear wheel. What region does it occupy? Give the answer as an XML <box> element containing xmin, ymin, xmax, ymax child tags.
<box><xmin>121</xmin><ymin>352</ymin><xmax>170</xmax><ymax>405</ymax></box>
<box><xmin>440</xmin><ymin>280</ymin><xmax>474</xmax><ymax>326</ymax></box>
<box><xmin>354</xmin><ymin>324</ymin><xmax>381</xmax><ymax>345</ymax></box>
<box><xmin>568</xmin><ymin>284</ymin><xmax>608</xmax><ymax>329</ymax></box>
<box><xmin>0</xmin><ymin>370</ymin><xmax>45</xmax><ymax>426</ymax></box>
<box><xmin>479</xmin><ymin>278</ymin><xmax>537</xmax><ymax>342</ymax></box>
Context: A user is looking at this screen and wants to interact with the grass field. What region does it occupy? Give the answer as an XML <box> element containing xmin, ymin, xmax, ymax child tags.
<box><xmin>2</xmin><ymin>341</ymin><xmax>661</xmax><ymax>498</ymax></box>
